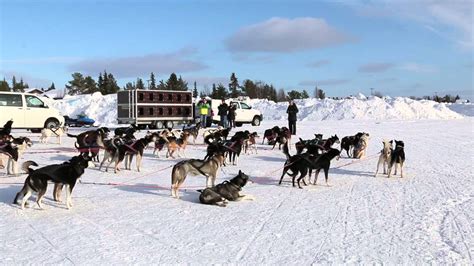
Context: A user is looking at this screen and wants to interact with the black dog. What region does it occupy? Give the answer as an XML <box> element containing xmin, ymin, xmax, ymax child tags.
<box><xmin>0</xmin><ymin>120</ymin><xmax>14</xmax><ymax>140</ymax></box>
<box><xmin>13</xmin><ymin>154</ymin><xmax>92</xmax><ymax>209</ymax></box>
<box><xmin>388</xmin><ymin>140</ymin><xmax>405</xmax><ymax>178</ymax></box>
<box><xmin>225</xmin><ymin>131</ymin><xmax>249</xmax><ymax>165</ymax></box>
<box><xmin>305</xmin><ymin>135</ymin><xmax>340</xmax><ymax>156</ymax></box>
<box><xmin>262</xmin><ymin>126</ymin><xmax>281</xmax><ymax>145</ymax></box>
<box><xmin>295</xmin><ymin>134</ymin><xmax>323</xmax><ymax>154</ymax></box>
<box><xmin>198</xmin><ymin>170</ymin><xmax>253</xmax><ymax>207</ymax></box>
<box><xmin>280</xmin><ymin>143</ymin><xmax>340</xmax><ymax>188</ymax></box>
<box><xmin>340</xmin><ymin>132</ymin><xmax>367</xmax><ymax>157</ymax></box>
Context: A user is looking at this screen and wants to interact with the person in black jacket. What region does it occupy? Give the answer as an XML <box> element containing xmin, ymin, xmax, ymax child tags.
<box><xmin>228</xmin><ymin>104</ymin><xmax>236</xmax><ymax>128</ymax></box>
<box><xmin>286</xmin><ymin>100</ymin><xmax>298</xmax><ymax>135</ymax></box>
<box><xmin>217</xmin><ymin>99</ymin><xmax>229</xmax><ymax>128</ymax></box>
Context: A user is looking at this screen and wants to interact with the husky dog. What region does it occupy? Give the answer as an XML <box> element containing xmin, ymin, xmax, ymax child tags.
<box><xmin>13</xmin><ymin>154</ymin><xmax>92</xmax><ymax>210</ymax></box>
<box><xmin>166</xmin><ymin>131</ymin><xmax>190</xmax><ymax>158</ymax></box>
<box><xmin>388</xmin><ymin>140</ymin><xmax>405</xmax><ymax>178</ymax></box>
<box><xmin>340</xmin><ymin>132</ymin><xmax>365</xmax><ymax>158</ymax></box>
<box><xmin>295</xmin><ymin>134</ymin><xmax>323</xmax><ymax>154</ymax></box>
<box><xmin>171</xmin><ymin>152</ymin><xmax>226</xmax><ymax>199</ymax></box>
<box><xmin>39</xmin><ymin>126</ymin><xmax>68</xmax><ymax>144</ymax></box>
<box><xmin>353</xmin><ymin>133</ymin><xmax>369</xmax><ymax>159</ymax></box>
<box><xmin>67</xmin><ymin>127</ymin><xmax>110</xmax><ymax>161</ymax></box>
<box><xmin>202</xmin><ymin>126</ymin><xmax>223</xmax><ymax>140</ymax></box>
<box><xmin>374</xmin><ymin>140</ymin><xmax>393</xmax><ymax>177</ymax></box>
<box><xmin>198</xmin><ymin>170</ymin><xmax>254</xmax><ymax>207</ymax></box>
<box><xmin>280</xmin><ymin>142</ymin><xmax>340</xmax><ymax>188</ymax></box>
<box><xmin>0</xmin><ymin>120</ymin><xmax>14</xmax><ymax>140</ymax></box>
<box><xmin>114</xmin><ymin>133</ymin><xmax>158</xmax><ymax>173</ymax></box>
<box><xmin>0</xmin><ymin>137</ymin><xmax>33</xmax><ymax>175</ymax></box>
<box><xmin>262</xmin><ymin>126</ymin><xmax>280</xmax><ymax>145</ymax></box>
<box><xmin>182</xmin><ymin>123</ymin><xmax>200</xmax><ymax>144</ymax></box>
<box><xmin>98</xmin><ymin>136</ymin><xmax>125</xmax><ymax>172</ymax></box>
<box><xmin>243</xmin><ymin>132</ymin><xmax>259</xmax><ymax>154</ymax></box>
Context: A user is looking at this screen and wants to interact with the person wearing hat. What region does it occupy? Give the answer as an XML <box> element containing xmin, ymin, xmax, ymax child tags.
<box><xmin>197</xmin><ymin>98</ymin><xmax>210</xmax><ymax>128</ymax></box>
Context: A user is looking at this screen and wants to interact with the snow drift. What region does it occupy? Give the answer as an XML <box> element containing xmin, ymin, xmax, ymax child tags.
<box><xmin>43</xmin><ymin>92</ymin><xmax>467</xmax><ymax>126</ymax></box>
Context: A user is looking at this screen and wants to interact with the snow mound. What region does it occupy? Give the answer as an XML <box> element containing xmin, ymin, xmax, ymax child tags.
<box><xmin>250</xmin><ymin>96</ymin><xmax>464</xmax><ymax>121</ymax></box>
<box><xmin>42</xmin><ymin>93</ymin><xmax>465</xmax><ymax>126</ymax></box>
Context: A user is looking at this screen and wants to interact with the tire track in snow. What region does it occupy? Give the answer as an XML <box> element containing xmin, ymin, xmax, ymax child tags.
<box><xmin>312</xmin><ymin>183</ymin><xmax>354</xmax><ymax>264</ymax></box>
<box><xmin>233</xmin><ymin>192</ymin><xmax>292</xmax><ymax>263</ymax></box>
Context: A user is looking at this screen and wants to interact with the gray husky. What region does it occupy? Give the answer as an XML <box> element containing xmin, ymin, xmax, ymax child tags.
<box><xmin>171</xmin><ymin>152</ymin><xmax>226</xmax><ymax>198</ymax></box>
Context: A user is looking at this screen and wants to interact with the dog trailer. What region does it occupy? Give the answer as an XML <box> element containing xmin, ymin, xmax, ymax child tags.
<box><xmin>117</xmin><ymin>89</ymin><xmax>194</xmax><ymax>129</ymax></box>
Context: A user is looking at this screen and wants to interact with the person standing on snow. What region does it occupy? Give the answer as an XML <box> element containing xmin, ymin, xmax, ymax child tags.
<box><xmin>286</xmin><ymin>100</ymin><xmax>298</xmax><ymax>135</ymax></box>
<box><xmin>228</xmin><ymin>103</ymin><xmax>236</xmax><ymax>128</ymax></box>
<box><xmin>197</xmin><ymin>98</ymin><xmax>210</xmax><ymax>128</ymax></box>
<box><xmin>217</xmin><ymin>99</ymin><xmax>229</xmax><ymax>128</ymax></box>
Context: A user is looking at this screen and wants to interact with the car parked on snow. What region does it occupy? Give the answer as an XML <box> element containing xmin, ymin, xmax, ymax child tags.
<box><xmin>0</xmin><ymin>91</ymin><xmax>64</xmax><ymax>130</ymax></box>
<box><xmin>209</xmin><ymin>98</ymin><xmax>263</xmax><ymax>126</ymax></box>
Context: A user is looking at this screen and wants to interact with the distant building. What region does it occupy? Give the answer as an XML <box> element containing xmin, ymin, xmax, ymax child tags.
<box><xmin>26</xmin><ymin>88</ymin><xmax>44</xmax><ymax>95</ymax></box>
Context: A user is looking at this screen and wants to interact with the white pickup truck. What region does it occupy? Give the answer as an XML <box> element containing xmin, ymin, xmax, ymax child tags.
<box><xmin>209</xmin><ymin>99</ymin><xmax>263</xmax><ymax>126</ymax></box>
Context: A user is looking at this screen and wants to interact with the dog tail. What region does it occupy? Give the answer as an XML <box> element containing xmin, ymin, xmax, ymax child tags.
<box><xmin>282</xmin><ymin>142</ymin><xmax>291</xmax><ymax>160</ymax></box>
<box><xmin>22</xmin><ymin>161</ymin><xmax>38</xmax><ymax>174</ymax></box>
<box><xmin>67</xmin><ymin>133</ymin><xmax>78</xmax><ymax>138</ymax></box>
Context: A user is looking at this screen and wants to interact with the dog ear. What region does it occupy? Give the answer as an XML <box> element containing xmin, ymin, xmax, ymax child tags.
<box><xmin>239</xmin><ymin>170</ymin><xmax>242</xmax><ymax>175</ymax></box>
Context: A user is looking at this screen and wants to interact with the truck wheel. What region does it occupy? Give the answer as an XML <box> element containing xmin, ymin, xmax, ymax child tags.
<box><xmin>251</xmin><ymin>116</ymin><xmax>261</xmax><ymax>126</ymax></box>
<box><xmin>236</xmin><ymin>122</ymin><xmax>243</xmax><ymax>127</ymax></box>
<box><xmin>44</xmin><ymin>118</ymin><xmax>60</xmax><ymax>129</ymax></box>
<box><xmin>165</xmin><ymin>121</ymin><xmax>174</xmax><ymax>129</ymax></box>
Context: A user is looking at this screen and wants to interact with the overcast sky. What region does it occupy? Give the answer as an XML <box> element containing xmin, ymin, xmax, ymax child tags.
<box><xmin>1</xmin><ymin>0</ymin><xmax>472</xmax><ymax>99</ymax></box>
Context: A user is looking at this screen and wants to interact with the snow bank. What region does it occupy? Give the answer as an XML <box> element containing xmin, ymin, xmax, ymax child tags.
<box><xmin>43</xmin><ymin>92</ymin><xmax>118</xmax><ymax>127</ymax></box>
<box><xmin>251</xmin><ymin>96</ymin><xmax>464</xmax><ymax>121</ymax></box>
<box><xmin>42</xmin><ymin>93</ymin><xmax>465</xmax><ymax>126</ymax></box>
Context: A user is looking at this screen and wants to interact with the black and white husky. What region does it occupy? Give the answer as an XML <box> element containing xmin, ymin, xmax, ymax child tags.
<box><xmin>388</xmin><ymin>140</ymin><xmax>405</xmax><ymax>178</ymax></box>
<box><xmin>13</xmin><ymin>154</ymin><xmax>92</xmax><ymax>210</ymax></box>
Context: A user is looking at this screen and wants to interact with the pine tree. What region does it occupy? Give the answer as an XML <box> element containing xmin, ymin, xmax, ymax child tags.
<box><xmin>65</xmin><ymin>72</ymin><xmax>86</xmax><ymax>95</ymax></box>
<box><xmin>302</xmin><ymin>90</ymin><xmax>309</xmax><ymax>99</ymax></box>
<box><xmin>216</xmin><ymin>83</ymin><xmax>228</xmax><ymax>99</ymax></box>
<box><xmin>242</xmin><ymin>79</ymin><xmax>257</xmax><ymax>98</ymax></box>
<box><xmin>97</xmin><ymin>73</ymin><xmax>104</xmax><ymax>92</ymax></box>
<box><xmin>12</xmin><ymin>76</ymin><xmax>17</xmax><ymax>91</ymax></box>
<box><xmin>229</xmin><ymin>72</ymin><xmax>239</xmax><ymax>98</ymax></box>
<box><xmin>288</xmin><ymin>90</ymin><xmax>302</xmax><ymax>100</ymax></box>
<box><xmin>136</xmin><ymin>78</ymin><xmax>145</xmax><ymax>90</ymax></box>
<box><xmin>124</xmin><ymin>82</ymin><xmax>135</xmax><ymax>90</ymax></box>
<box><xmin>177</xmin><ymin>75</ymin><xmax>188</xmax><ymax>91</ymax></box>
<box><xmin>150</xmin><ymin>72</ymin><xmax>157</xmax><ymax>90</ymax></box>
<box><xmin>166</xmin><ymin>73</ymin><xmax>179</xmax><ymax>90</ymax></box>
<box><xmin>315</xmin><ymin>88</ymin><xmax>326</xmax><ymax>99</ymax></box>
<box><xmin>104</xmin><ymin>73</ymin><xmax>120</xmax><ymax>94</ymax></box>
<box><xmin>211</xmin><ymin>83</ymin><xmax>218</xmax><ymax>98</ymax></box>
<box><xmin>48</xmin><ymin>82</ymin><xmax>56</xmax><ymax>91</ymax></box>
<box><xmin>157</xmin><ymin>80</ymin><xmax>167</xmax><ymax>90</ymax></box>
<box><xmin>192</xmin><ymin>81</ymin><xmax>198</xmax><ymax>97</ymax></box>
<box><xmin>83</xmin><ymin>76</ymin><xmax>98</xmax><ymax>94</ymax></box>
<box><xmin>0</xmin><ymin>78</ymin><xmax>10</xmax><ymax>91</ymax></box>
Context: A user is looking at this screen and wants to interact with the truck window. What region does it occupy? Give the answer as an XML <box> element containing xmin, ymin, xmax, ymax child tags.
<box><xmin>231</xmin><ymin>102</ymin><xmax>239</xmax><ymax>109</ymax></box>
<box><xmin>25</xmin><ymin>95</ymin><xmax>45</xmax><ymax>108</ymax></box>
<box><xmin>240</xmin><ymin>103</ymin><xmax>251</xmax><ymax>109</ymax></box>
<box><xmin>0</xmin><ymin>94</ymin><xmax>22</xmax><ymax>107</ymax></box>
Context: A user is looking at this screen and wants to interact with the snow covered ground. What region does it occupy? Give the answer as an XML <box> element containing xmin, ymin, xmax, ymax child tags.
<box><xmin>1</xmin><ymin>118</ymin><xmax>473</xmax><ymax>264</ymax></box>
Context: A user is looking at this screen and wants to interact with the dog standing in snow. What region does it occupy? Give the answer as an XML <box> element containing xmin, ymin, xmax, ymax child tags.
<box><xmin>374</xmin><ymin>140</ymin><xmax>392</xmax><ymax>177</ymax></box>
<box><xmin>39</xmin><ymin>126</ymin><xmax>68</xmax><ymax>144</ymax></box>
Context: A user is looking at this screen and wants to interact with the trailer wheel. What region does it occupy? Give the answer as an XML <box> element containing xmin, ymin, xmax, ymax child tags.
<box><xmin>138</xmin><ymin>124</ymin><xmax>147</xmax><ymax>130</ymax></box>
<box><xmin>149</xmin><ymin>122</ymin><xmax>157</xmax><ymax>129</ymax></box>
<box><xmin>165</xmin><ymin>121</ymin><xmax>174</xmax><ymax>129</ymax></box>
<box><xmin>156</xmin><ymin>121</ymin><xmax>164</xmax><ymax>129</ymax></box>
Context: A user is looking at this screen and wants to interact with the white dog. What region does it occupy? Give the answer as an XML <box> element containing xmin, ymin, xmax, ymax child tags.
<box><xmin>374</xmin><ymin>140</ymin><xmax>392</xmax><ymax>177</ymax></box>
<box><xmin>39</xmin><ymin>126</ymin><xmax>68</xmax><ymax>144</ymax></box>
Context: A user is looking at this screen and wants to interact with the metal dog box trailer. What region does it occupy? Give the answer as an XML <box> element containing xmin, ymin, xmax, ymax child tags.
<box><xmin>117</xmin><ymin>89</ymin><xmax>194</xmax><ymax>129</ymax></box>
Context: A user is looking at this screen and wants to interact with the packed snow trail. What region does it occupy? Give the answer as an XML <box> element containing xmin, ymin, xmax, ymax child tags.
<box><xmin>0</xmin><ymin>119</ymin><xmax>472</xmax><ymax>264</ymax></box>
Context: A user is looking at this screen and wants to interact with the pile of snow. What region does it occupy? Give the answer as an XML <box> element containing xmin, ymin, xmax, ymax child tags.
<box><xmin>250</xmin><ymin>96</ymin><xmax>464</xmax><ymax>121</ymax></box>
<box><xmin>43</xmin><ymin>92</ymin><xmax>118</xmax><ymax>126</ymax></box>
<box><xmin>42</xmin><ymin>92</ymin><xmax>466</xmax><ymax>126</ymax></box>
